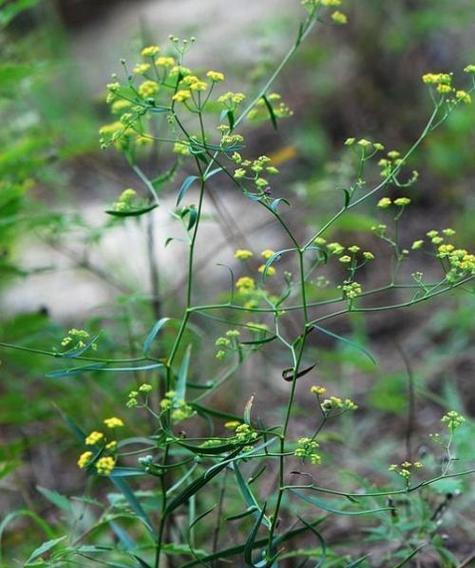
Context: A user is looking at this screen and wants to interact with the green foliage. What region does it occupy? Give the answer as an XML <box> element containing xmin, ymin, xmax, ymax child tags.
<box><xmin>1</xmin><ymin>0</ymin><xmax>475</xmax><ymax>567</ymax></box>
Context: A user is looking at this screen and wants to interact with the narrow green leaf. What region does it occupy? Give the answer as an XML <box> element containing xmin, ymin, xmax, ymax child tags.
<box><xmin>176</xmin><ymin>345</ymin><xmax>192</xmax><ymax>401</ymax></box>
<box><xmin>234</xmin><ymin>464</ymin><xmax>270</xmax><ymax>529</ymax></box>
<box><xmin>244</xmin><ymin>503</ymin><xmax>267</xmax><ymax>566</ymax></box>
<box><xmin>290</xmin><ymin>489</ymin><xmax>392</xmax><ymax>516</ymax></box>
<box><xmin>46</xmin><ymin>363</ymin><xmax>106</xmax><ymax>378</ymax></box>
<box><xmin>151</xmin><ymin>160</ymin><xmax>179</xmax><ymax>189</ymax></box>
<box><xmin>177</xmin><ymin>175</ymin><xmax>199</xmax><ymax>206</ymax></box>
<box><xmin>105</xmin><ymin>204</ymin><xmax>158</xmax><ymax>217</ymax></box>
<box><xmin>37</xmin><ymin>486</ymin><xmax>72</xmax><ymax>513</ymax></box>
<box><xmin>26</xmin><ymin>536</ymin><xmax>66</xmax><ymax>564</ymax></box>
<box><xmin>282</xmin><ymin>363</ymin><xmax>316</xmax><ymax>382</ymax></box>
<box><xmin>109</xmin><ymin>478</ymin><xmax>153</xmax><ymax>533</ymax></box>
<box><xmin>270</xmin><ymin>197</ymin><xmax>290</xmax><ymax>212</ymax></box>
<box><xmin>143</xmin><ymin>317</ymin><xmax>171</xmax><ymax>355</ymax></box>
<box><xmin>262</xmin><ymin>95</ymin><xmax>278</xmax><ymax>130</ymax></box>
<box><xmin>312</xmin><ymin>325</ymin><xmax>376</xmax><ymax>365</ymax></box>
<box><xmin>165</xmin><ymin>449</ymin><xmax>241</xmax><ymax>515</ymax></box>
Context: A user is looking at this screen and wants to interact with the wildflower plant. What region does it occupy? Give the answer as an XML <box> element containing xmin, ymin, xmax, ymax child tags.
<box><xmin>2</xmin><ymin>0</ymin><xmax>475</xmax><ymax>566</ymax></box>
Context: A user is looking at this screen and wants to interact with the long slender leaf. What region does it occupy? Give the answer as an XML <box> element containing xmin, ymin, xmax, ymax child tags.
<box><xmin>290</xmin><ymin>489</ymin><xmax>392</xmax><ymax>516</ymax></box>
<box><xmin>244</xmin><ymin>503</ymin><xmax>267</xmax><ymax>566</ymax></box>
<box><xmin>143</xmin><ymin>317</ymin><xmax>171</xmax><ymax>355</ymax></box>
<box><xmin>177</xmin><ymin>175</ymin><xmax>199</xmax><ymax>206</ymax></box>
<box><xmin>176</xmin><ymin>345</ymin><xmax>191</xmax><ymax>401</ymax></box>
<box><xmin>311</xmin><ymin>325</ymin><xmax>376</xmax><ymax>365</ymax></box>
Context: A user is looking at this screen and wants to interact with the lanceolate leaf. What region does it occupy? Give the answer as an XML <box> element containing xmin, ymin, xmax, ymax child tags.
<box><xmin>105</xmin><ymin>204</ymin><xmax>158</xmax><ymax>217</ymax></box>
<box><xmin>262</xmin><ymin>94</ymin><xmax>278</xmax><ymax>130</ymax></box>
<box><xmin>176</xmin><ymin>344</ymin><xmax>192</xmax><ymax>401</ymax></box>
<box><xmin>311</xmin><ymin>325</ymin><xmax>376</xmax><ymax>366</ymax></box>
<box><xmin>177</xmin><ymin>175</ymin><xmax>199</xmax><ymax>206</ymax></box>
<box><xmin>290</xmin><ymin>489</ymin><xmax>392</xmax><ymax>516</ymax></box>
<box><xmin>143</xmin><ymin>317</ymin><xmax>171</xmax><ymax>355</ymax></box>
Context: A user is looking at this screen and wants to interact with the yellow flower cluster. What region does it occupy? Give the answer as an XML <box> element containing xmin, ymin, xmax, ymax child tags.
<box><xmin>388</xmin><ymin>460</ymin><xmax>423</xmax><ymax>480</ymax></box>
<box><xmin>113</xmin><ymin>188</ymin><xmax>137</xmax><ymax>212</ymax></box>
<box><xmin>422</xmin><ymin>72</ymin><xmax>472</xmax><ymax>103</ymax></box>
<box><xmin>248</xmin><ymin>93</ymin><xmax>293</xmax><ymax>121</ymax></box>
<box><xmin>236</xmin><ymin>276</ymin><xmax>255</xmax><ymax>293</ymax></box>
<box><xmin>138</xmin><ymin>80</ymin><xmax>159</xmax><ymax>98</ymax></box>
<box><xmin>218</xmin><ymin>91</ymin><xmax>246</xmax><ymax>108</ymax></box>
<box><xmin>156</xmin><ymin>56</ymin><xmax>175</xmax><ymax>67</ymax></box>
<box><xmin>321</xmin><ymin>396</ymin><xmax>358</xmax><ymax>411</ymax></box>
<box><xmin>441</xmin><ymin>410</ymin><xmax>466</xmax><ymax>430</ymax></box>
<box><xmin>295</xmin><ymin>437</ymin><xmax>321</xmax><ymax>464</ymax></box>
<box><xmin>85</xmin><ymin>431</ymin><xmax>104</xmax><ymax>445</ymax></box>
<box><xmin>141</xmin><ymin>45</ymin><xmax>160</xmax><ymax>57</ymax></box>
<box><xmin>172</xmin><ymin>89</ymin><xmax>192</xmax><ymax>103</ymax></box>
<box><xmin>103</xmin><ymin>417</ymin><xmax>124</xmax><ymax>429</ymax></box>
<box><xmin>234</xmin><ymin>249</ymin><xmax>253</xmax><ymax>260</ymax></box>
<box><xmin>95</xmin><ymin>456</ymin><xmax>116</xmax><ymax>475</ymax></box>
<box><xmin>60</xmin><ymin>328</ymin><xmax>96</xmax><ymax>350</ymax></box>
<box><xmin>77</xmin><ymin>451</ymin><xmax>93</xmax><ymax>469</ymax></box>
<box><xmin>160</xmin><ymin>391</ymin><xmax>195</xmax><ymax>422</ymax></box>
<box><xmin>206</xmin><ymin>70</ymin><xmax>224</xmax><ymax>82</ymax></box>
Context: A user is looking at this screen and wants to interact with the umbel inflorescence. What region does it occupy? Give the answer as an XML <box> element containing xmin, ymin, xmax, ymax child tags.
<box><xmin>3</xmin><ymin>0</ymin><xmax>473</xmax><ymax>566</ymax></box>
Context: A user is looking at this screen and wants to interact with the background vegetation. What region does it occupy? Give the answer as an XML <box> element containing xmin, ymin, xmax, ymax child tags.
<box><xmin>1</xmin><ymin>0</ymin><xmax>474</xmax><ymax>566</ymax></box>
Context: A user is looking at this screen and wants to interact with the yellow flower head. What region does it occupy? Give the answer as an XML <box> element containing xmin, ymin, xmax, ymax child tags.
<box><xmin>236</xmin><ymin>276</ymin><xmax>255</xmax><ymax>292</ymax></box>
<box><xmin>310</xmin><ymin>385</ymin><xmax>327</xmax><ymax>396</ymax></box>
<box><xmin>77</xmin><ymin>451</ymin><xmax>93</xmax><ymax>469</ymax></box>
<box><xmin>141</xmin><ymin>45</ymin><xmax>160</xmax><ymax>57</ymax></box>
<box><xmin>85</xmin><ymin>431</ymin><xmax>104</xmax><ymax>446</ymax></box>
<box><xmin>377</xmin><ymin>197</ymin><xmax>392</xmax><ymax>209</ymax></box>
<box><xmin>207</xmin><ymin>70</ymin><xmax>225</xmax><ymax>82</ymax></box>
<box><xmin>104</xmin><ymin>417</ymin><xmax>124</xmax><ymax>429</ymax></box>
<box><xmin>332</xmin><ymin>10</ymin><xmax>348</xmax><ymax>26</ymax></box>
<box><xmin>156</xmin><ymin>56</ymin><xmax>176</xmax><ymax>67</ymax></box>
<box><xmin>172</xmin><ymin>89</ymin><xmax>192</xmax><ymax>103</ymax></box>
<box><xmin>138</xmin><ymin>80</ymin><xmax>159</xmax><ymax>98</ymax></box>
<box><xmin>258</xmin><ymin>264</ymin><xmax>276</xmax><ymax>276</ymax></box>
<box><xmin>261</xmin><ymin>249</ymin><xmax>275</xmax><ymax>260</ymax></box>
<box><xmin>95</xmin><ymin>456</ymin><xmax>116</xmax><ymax>475</ymax></box>
<box><xmin>133</xmin><ymin>63</ymin><xmax>151</xmax><ymax>75</ymax></box>
<box><xmin>234</xmin><ymin>249</ymin><xmax>253</xmax><ymax>260</ymax></box>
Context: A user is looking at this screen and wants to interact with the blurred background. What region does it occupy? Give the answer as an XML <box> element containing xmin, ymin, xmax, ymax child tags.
<box><xmin>1</xmin><ymin>0</ymin><xmax>475</xmax><ymax>564</ymax></box>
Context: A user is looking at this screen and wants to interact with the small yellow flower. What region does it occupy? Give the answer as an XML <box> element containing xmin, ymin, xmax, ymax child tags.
<box><xmin>261</xmin><ymin>249</ymin><xmax>275</xmax><ymax>260</ymax></box>
<box><xmin>156</xmin><ymin>56</ymin><xmax>175</xmax><ymax>67</ymax></box>
<box><xmin>138</xmin><ymin>80</ymin><xmax>159</xmax><ymax>98</ymax></box>
<box><xmin>236</xmin><ymin>276</ymin><xmax>255</xmax><ymax>292</ymax></box>
<box><xmin>85</xmin><ymin>431</ymin><xmax>104</xmax><ymax>446</ymax></box>
<box><xmin>322</xmin><ymin>0</ymin><xmax>341</xmax><ymax>5</ymax></box>
<box><xmin>106</xmin><ymin>441</ymin><xmax>118</xmax><ymax>451</ymax></box>
<box><xmin>139</xmin><ymin>383</ymin><xmax>153</xmax><ymax>393</ymax></box>
<box><xmin>133</xmin><ymin>63</ymin><xmax>151</xmax><ymax>74</ymax></box>
<box><xmin>207</xmin><ymin>70</ymin><xmax>225</xmax><ymax>82</ymax></box>
<box><xmin>258</xmin><ymin>264</ymin><xmax>276</xmax><ymax>276</ymax></box>
<box><xmin>234</xmin><ymin>249</ymin><xmax>253</xmax><ymax>260</ymax></box>
<box><xmin>331</xmin><ymin>10</ymin><xmax>348</xmax><ymax>24</ymax></box>
<box><xmin>104</xmin><ymin>417</ymin><xmax>124</xmax><ymax>429</ymax></box>
<box><xmin>377</xmin><ymin>197</ymin><xmax>392</xmax><ymax>209</ymax></box>
<box><xmin>455</xmin><ymin>90</ymin><xmax>471</xmax><ymax>104</ymax></box>
<box><xmin>437</xmin><ymin>83</ymin><xmax>452</xmax><ymax>94</ymax></box>
<box><xmin>77</xmin><ymin>451</ymin><xmax>93</xmax><ymax>469</ymax></box>
<box><xmin>339</xmin><ymin>255</ymin><xmax>352</xmax><ymax>263</ymax></box>
<box><xmin>172</xmin><ymin>89</ymin><xmax>192</xmax><ymax>103</ymax></box>
<box><xmin>412</xmin><ymin>240</ymin><xmax>424</xmax><ymax>250</ymax></box>
<box><xmin>141</xmin><ymin>45</ymin><xmax>160</xmax><ymax>57</ymax></box>
<box><xmin>95</xmin><ymin>456</ymin><xmax>116</xmax><ymax>475</ymax></box>
<box><xmin>189</xmin><ymin>80</ymin><xmax>208</xmax><ymax>91</ymax></box>
<box><xmin>394</xmin><ymin>197</ymin><xmax>411</xmax><ymax>207</ymax></box>
<box><xmin>310</xmin><ymin>385</ymin><xmax>326</xmax><ymax>396</ymax></box>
